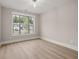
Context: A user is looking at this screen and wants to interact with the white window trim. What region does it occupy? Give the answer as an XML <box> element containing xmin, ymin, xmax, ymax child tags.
<box><xmin>11</xmin><ymin>12</ymin><xmax>36</xmax><ymax>36</ymax></box>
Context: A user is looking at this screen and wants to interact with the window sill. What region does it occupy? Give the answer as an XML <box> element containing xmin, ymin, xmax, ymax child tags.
<box><xmin>11</xmin><ymin>33</ymin><xmax>36</xmax><ymax>37</ymax></box>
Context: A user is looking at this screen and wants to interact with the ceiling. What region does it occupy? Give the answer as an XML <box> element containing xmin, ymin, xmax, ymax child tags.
<box><xmin>0</xmin><ymin>0</ymin><xmax>71</xmax><ymax>14</ymax></box>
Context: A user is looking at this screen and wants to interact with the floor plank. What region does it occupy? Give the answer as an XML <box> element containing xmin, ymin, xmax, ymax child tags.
<box><xmin>0</xmin><ymin>39</ymin><xmax>78</xmax><ymax>59</ymax></box>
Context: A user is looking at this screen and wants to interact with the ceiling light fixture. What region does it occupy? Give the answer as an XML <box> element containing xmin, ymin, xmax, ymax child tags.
<box><xmin>32</xmin><ymin>0</ymin><xmax>39</xmax><ymax>8</ymax></box>
<box><xmin>33</xmin><ymin>0</ymin><xmax>37</xmax><ymax>2</ymax></box>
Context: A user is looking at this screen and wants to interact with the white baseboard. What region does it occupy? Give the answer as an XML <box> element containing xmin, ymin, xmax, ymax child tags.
<box><xmin>0</xmin><ymin>36</ymin><xmax>39</xmax><ymax>45</ymax></box>
<box><xmin>0</xmin><ymin>36</ymin><xmax>77</xmax><ymax>51</ymax></box>
<box><xmin>41</xmin><ymin>37</ymin><xmax>78</xmax><ymax>51</ymax></box>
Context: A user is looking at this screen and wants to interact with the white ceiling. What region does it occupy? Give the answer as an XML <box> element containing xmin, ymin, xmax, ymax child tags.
<box><xmin>0</xmin><ymin>0</ymin><xmax>71</xmax><ymax>14</ymax></box>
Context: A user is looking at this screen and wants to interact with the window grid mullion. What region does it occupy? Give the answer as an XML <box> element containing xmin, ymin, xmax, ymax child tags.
<box><xmin>19</xmin><ymin>15</ymin><xmax>21</xmax><ymax>34</ymax></box>
<box><xmin>13</xmin><ymin>15</ymin><xmax>15</xmax><ymax>33</ymax></box>
<box><xmin>28</xmin><ymin>16</ymin><xmax>30</xmax><ymax>34</ymax></box>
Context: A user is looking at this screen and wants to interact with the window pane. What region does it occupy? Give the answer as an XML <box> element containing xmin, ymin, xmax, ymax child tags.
<box><xmin>13</xmin><ymin>15</ymin><xmax>20</xmax><ymax>35</ymax></box>
<box><xmin>29</xmin><ymin>25</ymin><xmax>34</xmax><ymax>33</ymax></box>
<box><xmin>20</xmin><ymin>16</ymin><xmax>29</xmax><ymax>35</ymax></box>
<box><xmin>29</xmin><ymin>17</ymin><xmax>34</xmax><ymax>34</ymax></box>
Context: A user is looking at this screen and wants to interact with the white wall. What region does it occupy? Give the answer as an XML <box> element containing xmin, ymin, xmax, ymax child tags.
<box><xmin>1</xmin><ymin>7</ymin><xmax>39</xmax><ymax>42</ymax></box>
<box><xmin>0</xmin><ymin>5</ymin><xmax>1</xmax><ymax>42</ymax></box>
<box><xmin>40</xmin><ymin>0</ymin><xmax>78</xmax><ymax>51</ymax></box>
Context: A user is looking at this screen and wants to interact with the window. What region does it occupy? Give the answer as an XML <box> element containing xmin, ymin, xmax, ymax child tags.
<box><xmin>12</xmin><ymin>14</ymin><xmax>35</xmax><ymax>35</ymax></box>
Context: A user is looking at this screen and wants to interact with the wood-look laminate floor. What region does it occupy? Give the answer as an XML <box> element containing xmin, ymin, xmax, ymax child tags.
<box><xmin>0</xmin><ymin>39</ymin><xmax>78</xmax><ymax>59</ymax></box>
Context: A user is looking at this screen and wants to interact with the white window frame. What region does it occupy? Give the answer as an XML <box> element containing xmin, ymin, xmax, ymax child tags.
<box><xmin>11</xmin><ymin>12</ymin><xmax>36</xmax><ymax>36</ymax></box>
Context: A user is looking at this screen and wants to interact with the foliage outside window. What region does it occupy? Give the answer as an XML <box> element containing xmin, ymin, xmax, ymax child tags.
<box><xmin>12</xmin><ymin>14</ymin><xmax>35</xmax><ymax>35</ymax></box>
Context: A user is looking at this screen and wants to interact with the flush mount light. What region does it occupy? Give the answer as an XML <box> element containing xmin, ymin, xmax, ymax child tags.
<box><xmin>32</xmin><ymin>0</ymin><xmax>39</xmax><ymax>8</ymax></box>
<box><xmin>33</xmin><ymin>0</ymin><xmax>37</xmax><ymax>2</ymax></box>
<box><xmin>32</xmin><ymin>0</ymin><xmax>37</xmax><ymax>8</ymax></box>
